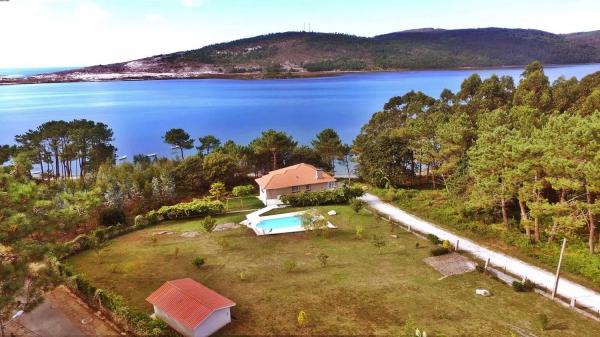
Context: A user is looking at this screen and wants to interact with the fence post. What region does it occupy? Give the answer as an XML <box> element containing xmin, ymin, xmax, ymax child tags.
<box><xmin>456</xmin><ymin>239</ymin><xmax>460</xmax><ymax>251</ymax></box>
<box><xmin>552</xmin><ymin>238</ymin><xmax>567</xmax><ymax>299</ymax></box>
<box><xmin>484</xmin><ymin>258</ymin><xmax>490</xmax><ymax>270</ymax></box>
<box><xmin>570</xmin><ymin>298</ymin><xmax>576</xmax><ymax>308</ymax></box>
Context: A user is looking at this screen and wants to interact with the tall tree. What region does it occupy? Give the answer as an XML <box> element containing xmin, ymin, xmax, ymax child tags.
<box><xmin>163</xmin><ymin>128</ymin><xmax>194</xmax><ymax>159</ymax></box>
<box><xmin>250</xmin><ymin>129</ymin><xmax>297</xmax><ymax>170</ymax></box>
<box><xmin>311</xmin><ymin>128</ymin><xmax>343</xmax><ymax>173</ymax></box>
<box><xmin>197</xmin><ymin>135</ymin><xmax>221</xmax><ymax>155</ymax></box>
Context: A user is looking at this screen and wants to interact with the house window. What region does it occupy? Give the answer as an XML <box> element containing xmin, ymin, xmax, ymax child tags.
<box><xmin>305</xmin><ymin>185</ymin><xmax>311</xmax><ymax>191</ymax></box>
<box><xmin>328</xmin><ymin>182</ymin><xmax>336</xmax><ymax>189</ymax></box>
<box><xmin>292</xmin><ymin>186</ymin><xmax>299</xmax><ymax>193</ymax></box>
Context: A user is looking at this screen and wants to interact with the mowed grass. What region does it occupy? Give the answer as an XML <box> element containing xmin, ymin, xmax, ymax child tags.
<box><xmin>224</xmin><ymin>196</ymin><xmax>264</xmax><ymax>212</ymax></box>
<box><xmin>67</xmin><ymin>207</ymin><xmax>600</xmax><ymax>336</ymax></box>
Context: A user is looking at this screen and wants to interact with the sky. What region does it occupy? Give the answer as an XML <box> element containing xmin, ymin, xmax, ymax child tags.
<box><xmin>1</xmin><ymin>0</ymin><xmax>599</xmax><ymax>68</ymax></box>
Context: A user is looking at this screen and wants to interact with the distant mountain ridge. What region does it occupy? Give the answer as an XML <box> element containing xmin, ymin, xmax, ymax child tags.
<box><xmin>4</xmin><ymin>27</ymin><xmax>600</xmax><ymax>84</ymax></box>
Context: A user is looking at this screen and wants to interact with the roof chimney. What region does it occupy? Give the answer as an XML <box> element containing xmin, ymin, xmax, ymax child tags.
<box><xmin>316</xmin><ymin>168</ymin><xmax>323</xmax><ymax>179</ymax></box>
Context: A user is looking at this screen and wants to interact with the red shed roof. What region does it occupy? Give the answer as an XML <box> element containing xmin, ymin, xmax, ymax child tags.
<box><xmin>146</xmin><ymin>278</ymin><xmax>235</xmax><ymax>330</ymax></box>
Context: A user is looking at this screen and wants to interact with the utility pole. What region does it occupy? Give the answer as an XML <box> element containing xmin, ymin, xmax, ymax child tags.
<box><xmin>552</xmin><ymin>238</ymin><xmax>567</xmax><ymax>299</ymax></box>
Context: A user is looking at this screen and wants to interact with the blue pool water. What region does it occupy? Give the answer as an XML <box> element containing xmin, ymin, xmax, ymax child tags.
<box><xmin>256</xmin><ymin>216</ymin><xmax>302</xmax><ymax>231</ymax></box>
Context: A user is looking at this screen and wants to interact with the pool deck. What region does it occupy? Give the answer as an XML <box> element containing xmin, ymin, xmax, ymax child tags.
<box><xmin>244</xmin><ymin>207</ymin><xmax>336</xmax><ymax>236</ymax></box>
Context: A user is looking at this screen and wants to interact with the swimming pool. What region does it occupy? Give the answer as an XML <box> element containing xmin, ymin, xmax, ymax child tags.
<box><xmin>255</xmin><ymin>215</ymin><xmax>303</xmax><ymax>232</ymax></box>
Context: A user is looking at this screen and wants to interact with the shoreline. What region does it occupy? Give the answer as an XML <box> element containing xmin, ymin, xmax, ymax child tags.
<box><xmin>2</xmin><ymin>63</ymin><xmax>599</xmax><ymax>86</ymax></box>
<box><xmin>0</xmin><ymin>63</ymin><xmax>600</xmax><ymax>86</ymax></box>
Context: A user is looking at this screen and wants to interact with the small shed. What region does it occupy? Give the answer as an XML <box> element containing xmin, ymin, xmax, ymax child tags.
<box><xmin>146</xmin><ymin>278</ymin><xmax>236</xmax><ymax>337</ymax></box>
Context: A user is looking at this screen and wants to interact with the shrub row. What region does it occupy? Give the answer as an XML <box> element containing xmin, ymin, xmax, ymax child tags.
<box><xmin>64</xmin><ymin>219</ymin><xmax>158</xmax><ymax>257</ymax></box>
<box><xmin>154</xmin><ymin>198</ymin><xmax>225</xmax><ymax>220</ymax></box>
<box><xmin>280</xmin><ymin>186</ymin><xmax>365</xmax><ymax>207</ymax></box>
<box><xmin>48</xmin><ymin>257</ymin><xmax>178</xmax><ymax>337</ymax></box>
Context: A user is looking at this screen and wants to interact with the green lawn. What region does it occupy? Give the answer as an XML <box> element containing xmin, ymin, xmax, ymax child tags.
<box><xmin>367</xmin><ymin>187</ymin><xmax>600</xmax><ymax>292</ymax></box>
<box><xmin>224</xmin><ymin>195</ymin><xmax>264</xmax><ymax>212</ymax></box>
<box><xmin>66</xmin><ymin>206</ymin><xmax>600</xmax><ymax>336</ymax></box>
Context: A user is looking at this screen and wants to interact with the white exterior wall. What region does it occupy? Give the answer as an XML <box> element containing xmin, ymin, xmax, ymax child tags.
<box><xmin>154</xmin><ymin>306</ymin><xmax>232</xmax><ymax>337</ymax></box>
<box><xmin>193</xmin><ymin>308</ymin><xmax>232</xmax><ymax>337</ymax></box>
<box><xmin>259</xmin><ymin>188</ymin><xmax>268</xmax><ymax>205</ymax></box>
<box><xmin>154</xmin><ymin>306</ymin><xmax>194</xmax><ymax>337</ymax></box>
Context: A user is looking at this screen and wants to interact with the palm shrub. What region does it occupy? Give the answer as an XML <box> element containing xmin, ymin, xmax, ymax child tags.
<box><xmin>200</xmin><ymin>215</ymin><xmax>217</xmax><ymax>233</ymax></box>
<box><xmin>355</xmin><ymin>225</ymin><xmax>364</xmax><ymax>239</ymax></box>
<box><xmin>350</xmin><ymin>198</ymin><xmax>366</xmax><ymax>213</ymax></box>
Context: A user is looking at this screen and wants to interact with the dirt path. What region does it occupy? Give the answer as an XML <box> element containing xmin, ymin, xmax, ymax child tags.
<box><xmin>17</xmin><ymin>286</ymin><xmax>125</xmax><ymax>337</ymax></box>
<box><xmin>361</xmin><ymin>193</ymin><xmax>600</xmax><ymax>314</ymax></box>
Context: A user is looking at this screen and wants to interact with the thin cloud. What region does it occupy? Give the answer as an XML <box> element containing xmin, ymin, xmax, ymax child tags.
<box><xmin>182</xmin><ymin>0</ymin><xmax>205</xmax><ymax>8</ymax></box>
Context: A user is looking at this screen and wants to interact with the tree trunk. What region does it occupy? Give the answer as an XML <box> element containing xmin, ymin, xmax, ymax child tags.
<box><xmin>587</xmin><ymin>187</ymin><xmax>596</xmax><ymax>254</ymax></box>
<box><xmin>272</xmin><ymin>152</ymin><xmax>277</xmax><ymax>170</ymax></box>
<box><xmin>534</xmin><ymin>216</ymin><xmax>541</xmax><ymax>242</ymax></box>
<box><xmin>518</xmin><ymin>199</ymin><xmax>530</xmax><ymax>238</ymax></box>
<box><xmin>54</xmin><ymin>152</ymin><xmax>60</xmax><ymax>178</ymax></box>
<box><xmin>180</xmin><ymin>147</ymin><xmax>184</xmax><ymax>160</ymax></box>
<box><xmin>548</xmin><ymin>220</ymin><xmax>559</xmax><ymax>243</ymax></box>
<box><xmin>501</xmin><ymin>198</ymin><xmax>510</xmax><ymax>230</ymax></box>
<box><xmin>0</xmin><ymin>317</ymin><xmax>5</xmax><ymax>337</ymax></box>
<box><xmin>431</xmin><ymin>172</ymin><xmax>436</xmax><ymax>189</ymax></box>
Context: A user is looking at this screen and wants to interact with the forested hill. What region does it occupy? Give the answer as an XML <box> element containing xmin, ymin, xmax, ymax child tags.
<box><xmin>7</xmin><ymin>28</ymin><xmax>600</xmax><ymax>83</ymax></box>
<box><xmin>564</xmin><ymin>30</ymin><xmax>600</xmax><ymax>49</ymax></box>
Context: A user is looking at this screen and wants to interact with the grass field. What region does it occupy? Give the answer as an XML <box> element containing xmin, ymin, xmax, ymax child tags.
<box><xmin>224</xmin><ymin>195</ymin><xmax>264</xmax><ymax>212</ymax></box>
<box><xmin>367</xmin><ymin>187</ymin><xmax>600</xmax><ymax>292</ymax></box>
<box><xmin>66</xmin><ymin>206</ymin><xmax>600</xmax><ymax>336</ymax></box>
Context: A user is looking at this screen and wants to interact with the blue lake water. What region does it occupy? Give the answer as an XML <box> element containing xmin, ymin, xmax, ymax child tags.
<box><xmin>1</xmin><ymin>64</ymin><xmax>600</xmax><ymax>159</ymax></box>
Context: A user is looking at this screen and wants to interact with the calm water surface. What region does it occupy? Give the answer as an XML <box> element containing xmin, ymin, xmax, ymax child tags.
<box><xmin>1</xmin><ymin>64</ymin><xmax>600</xmax><ymax>159</ymax></box>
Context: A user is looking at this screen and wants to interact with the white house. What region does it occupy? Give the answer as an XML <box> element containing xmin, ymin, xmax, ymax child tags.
<box><xmin>255</xmin><ymin>163</ymin><xmax>337</xmax><ymax>206</ymax></box>
<box><xmin>146</xmin><ymin>278</ymin><xmax>236</xmax><ymax>337</ymax></box>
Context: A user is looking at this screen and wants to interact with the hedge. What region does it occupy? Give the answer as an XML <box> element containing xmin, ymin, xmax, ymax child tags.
<box><xmin>280</xmin><ymin>186</ymin><xmax>365</xmax><ymax>207</ymax></box>
<box><xmin>155</xmin><ymin>198</ymin><xmax>225</xmax><ymax>220</ymax></box>
<box><xmin>48</xmin><ymin>256</ymin><xmax>178</xmax><ymax>337</ymax></box>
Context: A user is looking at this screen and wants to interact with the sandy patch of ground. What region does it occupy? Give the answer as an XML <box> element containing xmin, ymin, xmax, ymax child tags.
<box><xmin>214</xmin><ymin>222</ymin><xmax>240</xmax><ymax>232</ymax></box>
<box><xmin>181</xmin><ymin>231</ymin><xmax>200</xmax><ymax>238</ymax></box>
<box><xmin>423</xmin><ymin>252</ymin><xmax>477</xmax><ymax>277</ymax></box>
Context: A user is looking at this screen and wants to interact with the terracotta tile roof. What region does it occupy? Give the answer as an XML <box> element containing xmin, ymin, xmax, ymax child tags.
<box><xmin>146</xmin><ymin>278</ymin><xmax>235</xmax><ymax>330</ymax></box>
<box><xmin>255</xmin><ymin>163</ymin><xmax>336</xmax><ymax>189</ymax></box>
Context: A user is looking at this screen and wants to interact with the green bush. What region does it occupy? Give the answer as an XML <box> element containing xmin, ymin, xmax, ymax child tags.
<box><xmin>155</xmin><ymin>198</ymin><xmax>224</xmax><ymax>220</ymax></box>
<box><xmin>350</xmin><ymin>198</ymin><xmax>366</xmax><ymax>213</ymax></box>
<box><xmin>134</xmin><ymin>214</ymin><xmax>148</xmax><ymax>227</ymax></box>
<box><xmin>145</xmin><ymin>210</ymin><xmax>160</xmax><ymax>226</ymax></box>
<box><xmin>512</xmin><ymin>279</ymin><xmax>535</xmax><ymax>292</ymax></box>
<box><xmin>70</xmin><ymin>234</ymin><xmax>94</xmax><ymax>251</ymax></box>
<box><xmin>232</xmin><ymin>184</ymin><xmax>254</xmax><ymax>197</ymax></box>
<box><xmin>280</xmin><ymin>186</ymin><xmax>364</xmax><ymax>207</ymax></box>
<box><xmin>427</xmin><ymin>234</ymin><xmax>441</xmax><ymax>245</ymax></box>
<box><xmin>430</xmin><ymin>247</ymin><xmax>450</xmax><ymax>256</ymax></box>
<box><xmin>192</xmin><ymin>256</ymin><xmax>205</xmax><ymax>268</ymax></box>
<box><xmin>200</xmin><ymin>215</ymin><xmax>217</xmax><ymax>233</ymax></box>
<box><xmin>99</xmin><ymin>208</ymin><xmax>126</xmax><ymax>227</ymax></box>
